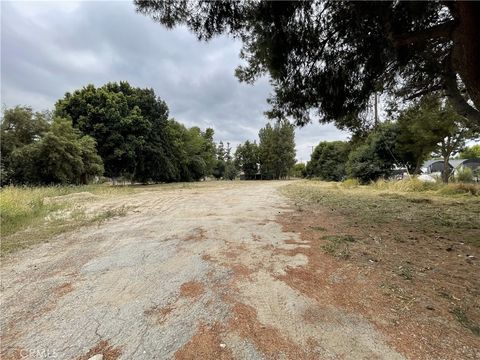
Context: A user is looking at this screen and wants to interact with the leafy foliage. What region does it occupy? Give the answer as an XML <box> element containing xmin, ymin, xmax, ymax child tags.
<box><xmin>55</xmin><ymin>81</ymin><xmax>176</xmax><ymax>182</ymax></box>
<box><xmin>258</xmin><ymin>120</ymin><xmax>296</xmax><ymax>179</ymax></box>
<box><xmin>346</xmin><ymin>122</ymin><xmax>399</xmax><ymax>184</ymax></box>
<box><xmin>459</xmin><ymin>144</ymin><xmax>480</xmax><ymax>159</ymax></box>
<box><xmin>136</xmin><ymin>1</ymin><xmax>480</xmax><ymax>130</ymax></box>
<box><xmin>5</xmin><ymin>116</ymin><xmax>103</xmax><ymax>185</ymax></box>
<box><xmin>235</xmin><ymin>141</ymin><xmax>259</xmax><ymax>179</ymax></box>
<box><xmin>166</xmin><ymin>120</ymin><xmax>217</xmax><ymax>181</ymax></box>
<box><xmin>306</xmin><ymin>141</ymin><xmax>350</xmax><ymax>181</ymax></box>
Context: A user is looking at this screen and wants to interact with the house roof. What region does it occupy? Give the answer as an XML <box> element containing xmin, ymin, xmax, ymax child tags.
<box><xmin>422</xmin><ymin>158</ymin><xmax>480</xmax><ymax>170</ymax></box>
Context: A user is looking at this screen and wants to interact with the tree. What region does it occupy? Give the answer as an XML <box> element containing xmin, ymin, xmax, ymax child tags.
<box><xmin>258</xmin><ymin>120</ymin><xmax>296</xmax><ymax>179</ymax></box>
<box><xmin>346</xmin><ymin>122</ymin><xmax>399</xmax><ymax>184</ymax></box>
<box><xmin>9</xmin><ymin>117</ymin><xmax>103</xmax><ymax>185</ymax></box>
<box><xmin>224</xmin><ymin>161</ymin><xmax>238</xmax><ymax>180</ymax></box>
<box><xmin>459</xmin><ymin>144</ymin><xmax>480</xmax><ymax>159</ymax></box>
<box><xmin>235</xmin><ymin>141</ymin><xmax>259</xmax><ymax>179</ymax></box>
<box><xmin>55</xmin><ymin>81</ymin><xmax>176</xmax><ymax>182</ymax></box>
<box><xmin>136</xmin><ymin>1</ymin><xmax>480</xmax><ymax>130</ymax></box>
<box><xmin>166</xmin><ymin>119</ymin><xmax>216</xmax><ymax>181</ymax></box>
<box><xmin>395</xmin><ymin>95</ymin><xmax>479</xmax><ymax>181</ymax></box>
<box><xmin>1</xmin><ymin>106</ymin><xmax>50</xmax><ymax>184</ymax></box>
<box><xmin>395</xmin><ymin>96</ymin><xmax>449</xmax><ymax>174</ymax></box>
<box><xmin>306</xmin><ymin>141</ymin><xmax>350</xmax><ymax>181</ymax></box>
<box><xmin>292</xmin><ymin>163</ymin><xmax>306</xmax><ymax>178</ymax></box>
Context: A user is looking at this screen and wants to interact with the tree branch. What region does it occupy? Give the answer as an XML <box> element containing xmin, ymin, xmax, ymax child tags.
<box><xmin>406</xmin><ymin>85</ymin><xmax>443</xmax><ymax>100</ymax></box>
<box><xmin>442</xmin><ymin>57</ymin><xmax>480</xmax><ymax>130</ymax></box>
<box><xmin>394</xmin><ymin>21</ymin><xmax>455</xmax><ymax>47</ymax></box>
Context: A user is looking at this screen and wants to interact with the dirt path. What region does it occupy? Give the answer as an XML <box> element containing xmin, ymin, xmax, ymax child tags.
<box><xmin>1</xmin><ymin>182</ymin><xmax>404</xmax><ymax>359</ymax></box>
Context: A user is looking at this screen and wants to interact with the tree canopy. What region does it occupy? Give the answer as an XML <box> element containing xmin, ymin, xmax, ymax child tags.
<box><xmin>258</xmin><ymin>120</ymin><xmax>296</xmax><ymax>179</ymax></box>
<box><xmin>235</xmin><ymin>140</ymin><xmax>259</xmax><ymax>180</ymax></box>
<box><xmin>136</xmin><ymin>1</ymin><xmax>480</xmax><ymax>130</ymax></box>
<box><xmin>1</xmin><ymin>108</ymin><xmax>103</xmax><ymax>185</ymax></box>
<box><xmin>459</xmin><ymin>144</ymin><xmax>480</xmax><ymax>159</ymax></box>
<box><xmin>306</xmin><ymin>141</ymin><xmax>350</xmax><ymax>181</ymax></box>
<box><xmin>55</xmin><ymin>81</ymin><xmax>177</xmax><ymax>182</ymax></box>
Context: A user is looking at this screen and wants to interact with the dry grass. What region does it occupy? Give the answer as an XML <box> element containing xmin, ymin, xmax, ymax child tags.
<box><xmin>280</xmin><ymin>180</ymin><xmax>480</xmax><ymax>358</ymax></box>
<box><xmin>284</xmin><ymin>180</ymin><xmax>480</xmax><ymax>246</ymax></box>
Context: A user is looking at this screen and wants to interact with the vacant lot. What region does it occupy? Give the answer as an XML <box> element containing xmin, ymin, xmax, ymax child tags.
<box><xmin>1</xmin><ymin>181</ymin><xmax>479</xmax><ymax>359</ymax></box>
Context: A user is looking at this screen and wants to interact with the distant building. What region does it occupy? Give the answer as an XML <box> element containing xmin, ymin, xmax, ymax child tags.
<box><xmin>421</xmin><ymin>158</ymin><xmax>480</xmax><ymax>178</ymax></box>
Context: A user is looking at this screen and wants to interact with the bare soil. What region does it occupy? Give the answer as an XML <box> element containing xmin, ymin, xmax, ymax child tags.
<box><xmin>1</xmin><ymin>181</ymin><xmax>478</xmax><ymax>359</ymax></box>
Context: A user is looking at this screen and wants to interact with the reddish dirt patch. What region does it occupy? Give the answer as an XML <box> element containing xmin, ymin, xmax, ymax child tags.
<box><xmin>228</xmin><ymin>302</ymin><xmax>316</xmax><ymax>359</ymax></box>
<box><xmin>180</xmin><ymin>281</ymin><xmax>205</xmax><ymax>298</ymax></box>
<box><xmin>174</xmin><ymin>323</ymin><xmax>233</xmax><ymax>360</ymax></box>
<box><xmin>77</xmin><ymin>340</ymin><xmax>122</xmax><ymax>360</ymax></box>
<box><xmin>230</xmin><ymin>264</ymin><xmax>253</xmax><ymax>278</ymax></box>
<box><xmin>54</xmin><ymin>282</ymin><xmax>74</xmax><ymax>298</ymax></box>
<box><xmin>278</xmin><ymin>205</ymin><xmax>480</xmax><ymax>359</ymax></box>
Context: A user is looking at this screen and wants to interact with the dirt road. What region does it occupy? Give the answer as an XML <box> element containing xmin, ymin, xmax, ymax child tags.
<box><xmin>1</xmin><ymin>181</ymin><xmax>404</xmax><ymax>359</ymax></box>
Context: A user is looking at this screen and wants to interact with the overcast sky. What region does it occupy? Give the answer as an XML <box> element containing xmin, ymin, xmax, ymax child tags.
<box><xmin>1</xmin><ymin>0</ymin><xmax>350</xmax><ymax>162</ymax></box>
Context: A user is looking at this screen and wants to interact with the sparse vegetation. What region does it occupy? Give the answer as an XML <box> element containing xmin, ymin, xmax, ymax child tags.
<box><xmin>283</xmin><ymin>180</ymin><xmax>480</xmax><ymax>246</ymax></box>
<box><xmin>451</xmin><ymin>308</ymin><xmax>480</xmax><ymax>336</ymax></box>
<box><xmin>0</xmin><ymin>181</ymin><xmax>248</xmax><ymax>255</ymax></box>
<box><xmin>322</xmin><ymin>235</ymin><xmax>355</xmax><ymax>259</ymax></box>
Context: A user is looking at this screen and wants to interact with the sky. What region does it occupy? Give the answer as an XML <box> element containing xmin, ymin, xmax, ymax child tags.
<box><xmin>1</xmin><ymin>0</ymin><xmax>350</xmax><ymax>162</ymax></box>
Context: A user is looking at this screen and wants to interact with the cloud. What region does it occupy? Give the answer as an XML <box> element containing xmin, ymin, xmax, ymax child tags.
<box><xmin>1</xmin><ymin>0</ymin><xmax>349</xmax><ymax>162</ymax></box>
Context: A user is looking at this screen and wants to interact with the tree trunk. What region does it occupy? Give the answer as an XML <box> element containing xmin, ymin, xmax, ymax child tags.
<box><xmin>451</xmin><ymin>2</ymin><xmax>480</xmax><ymax>113</ymax></box>
<box><xmin>442</xmin><ymin>156</ymin><xmax>450</xmax><ymax>184</ymax></box>
<box><xmin>413</xmin><ymin>160</ymin><xmax>422</xmax><ymax>175</ymax></box>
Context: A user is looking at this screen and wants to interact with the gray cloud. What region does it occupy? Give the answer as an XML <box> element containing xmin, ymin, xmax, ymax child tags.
<box><xmin>1</xmin><ymin>0</ymin><xmax>350</xmax><ymax>162</ymax></box>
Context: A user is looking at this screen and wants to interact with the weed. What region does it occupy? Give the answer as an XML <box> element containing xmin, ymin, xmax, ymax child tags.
<box><xmin>322</xmin><ymin>235</ymin><xmax>354</xmax><ymax>259</ymax></box>
<box><xmin>395</xmin><ymin>263</ymin><xmax>414</xmax><ymax>280</ymax></box>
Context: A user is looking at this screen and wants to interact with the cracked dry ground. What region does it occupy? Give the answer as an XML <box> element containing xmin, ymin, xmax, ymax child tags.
<box><xmin>0</xmin><ymin>181</ymin><xmax>471</xmax><ymax>359</ymax></box>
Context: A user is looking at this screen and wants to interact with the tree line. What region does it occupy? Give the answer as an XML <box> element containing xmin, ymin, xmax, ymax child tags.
<box><xmin>234</xmin><ymin>120</ymin><xmax>296</xmax><ymax>180</ymax></box>
<box><xmin>306</xmin><ymin>95</ymin><xmax>479</xmax><ymax>184</ymax></box>
<box><xmin>1</xmin><ymin>81</ymin><xmax>297</xmax><ymax>186</ymax></box>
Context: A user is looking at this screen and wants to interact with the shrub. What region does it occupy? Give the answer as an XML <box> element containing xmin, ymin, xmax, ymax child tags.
<box><xmin>455</xmin><ymin>167</ymin><xmax>474</xmax><ymax>183</ymax></box>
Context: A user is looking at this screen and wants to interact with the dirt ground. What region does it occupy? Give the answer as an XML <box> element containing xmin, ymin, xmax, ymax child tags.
<box><xmin>1</xmin><ymin>181</ymin><xmax>478</xmax><ymax>359</ymax></box>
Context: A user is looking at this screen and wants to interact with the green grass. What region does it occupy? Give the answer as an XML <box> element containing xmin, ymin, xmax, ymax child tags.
<box><xmin>0</xmin><ymin>185</ymin><xmax>134</xmax><ymax>237</ymax></box>
<box><xmin>282</xmin><ymin>180</ymin><xmax>480</xmax><ymax>246</ymax></box>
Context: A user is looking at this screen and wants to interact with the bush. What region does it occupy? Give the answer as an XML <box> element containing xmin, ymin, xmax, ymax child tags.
<box><xmin>346</xmin><ymin>123</ymin><xmax>399</xmax><ymax>183</ymax></box>
<box><xmin>455</xmin><ymin>167</ymin><xmax>474</xmax><ymax>183</ymax></box>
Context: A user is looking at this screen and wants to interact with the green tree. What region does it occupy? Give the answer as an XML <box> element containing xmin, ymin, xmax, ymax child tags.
<box><xmin>395</xmin><ymin>96</ymin><xmax>479</xmax><ymax>181</ymax></box>
<box><xmin>459</xmin><ymin>144</ymin><xmax>480</xmax><ymax>159</ymax></box>
<box><xmin>346</xmin><ymin>122</ymin><xmax>399</xmax><ymax>184</ymax></box>
<box><xmin>55</xmin><ymin>81</ymin><xmax>176</xmax><ymax>182</ymax></box>
<box><xmin>395</xmin><ymin>96</ymin><xmax>448</xmax><ymax>174</ymax></box>
<box><xmin>9</xmin><ymin>117</ymin><xmax>103</xmax><ymax>185</ymax></box>
<box><xmin>258</xmin><ymin>120</ymin><xmax>296</xmax><ymax>179</ymax></box>
<box><xmin>235</xmin><ymin>141</ymin><xmax>259</xmax><ymax>180</ymax></box>
<box><xmin>292</xmin><ymin>163</ymin><xmax>306</xmax><ymax>178</ymax></box>
<box><xmin>0</xmin><ymin>106</ymin><xmax>50</xmax><ymax>184</ymax></box>
<box><xmin>306</xmin><ymin>141</ymin><xmax>350</xmax><ymax>181</ymax></box>
<box><xmin>166</xmin><ymin>120</ymin><xmax>216</xmax><ymax>181</ymax></box>
<box><xmin>224</xmin><ymin>161</ymin><xmax>238</xmax><ymax>180</ymax></box>
<box><xmin>136</xmin><ymin>1</ymin><xmax>480</xmax><ymax>130</ymax></box>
